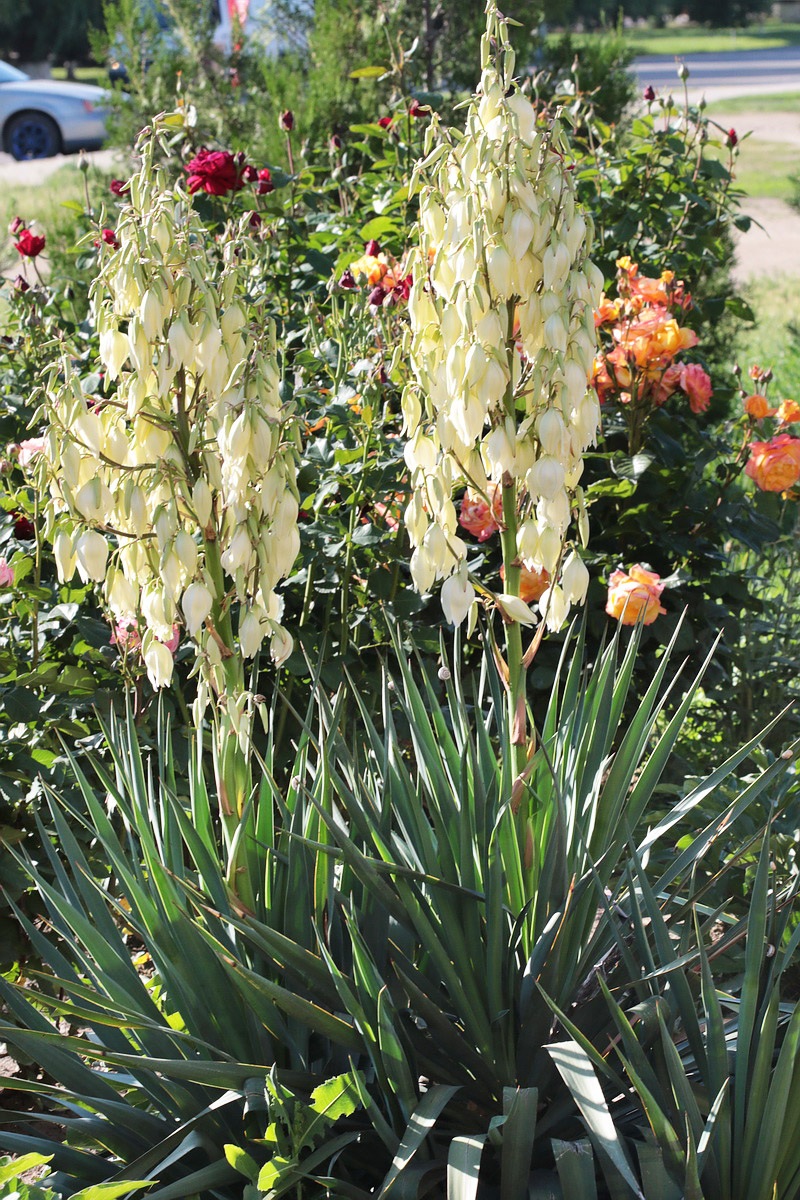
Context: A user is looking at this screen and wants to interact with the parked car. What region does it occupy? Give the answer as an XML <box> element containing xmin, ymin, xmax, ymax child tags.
<box><xmin>0</xmin><ymin>60</ymin><xmax>109</xmax><ymax>160</ymax></box>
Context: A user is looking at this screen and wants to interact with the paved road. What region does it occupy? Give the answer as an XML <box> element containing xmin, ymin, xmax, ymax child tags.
<box><xmin>0</xmin><ymin>147</ymin><xmax>119</xmax><ymax>185</ymax></box>
<box><xmin>634</xmin><ymin>43</ymin><xmax>800</xmax><ymax>102</ymax></box>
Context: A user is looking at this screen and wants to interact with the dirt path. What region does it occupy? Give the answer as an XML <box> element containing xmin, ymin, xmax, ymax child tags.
<box><xmin>711</xmin><ymin>109</ymin><xmax>800</xmax><ymax>282</ymax></box>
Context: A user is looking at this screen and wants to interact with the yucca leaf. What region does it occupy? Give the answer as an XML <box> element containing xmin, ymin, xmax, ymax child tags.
<box><xmin>553</xmin><ymin>1138</ymin><xmax>598</xmax><ymax>1200</ymax></box>
<box><xmin>447</xmin><ymin>1134</ymin><xmax>487</xmax><ymax>1200</ymax></box>
<box><xmin>378</xmin><ymin>1086</ymin><xmax>460</xmax><ymax>1197</ymax></box>
<box><xmin>547</xmin><ymin>1040</ymin><xmax>643</xmax><ymax>1199</ymax></box>
<box><xmin>500</xmin><ymin>1087</ymin><xmax>537</xmax><ymax>1200</ymax></box>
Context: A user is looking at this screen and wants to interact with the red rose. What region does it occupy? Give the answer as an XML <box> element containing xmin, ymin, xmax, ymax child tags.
<box><xmin>247</xmin><ymin>211</ymin><xmax>261</xmax><ymax>229</ymax></box>
<box><xmin>727</xmin><ymin>128</ymin><xmax>738</xmax><ymax>148</ymax></box>
<box><xmin>15</xmin><ymin>230</ymin><xmax>45</xmax><ymax>258</ymax></box>
<box><xmin>377</xmin><ymin>116</ymin><xmax>393</xmax><ymax>128</ymax></box>
<box><xmin>368</xmin><ymin>284</ymin><xmax>385</xmax><ymax>306</ymax></box>
<box><xmin>338</xmin><ymin>269</ymin><xmax>358</xmax><ymax>290</ymax></box>
<box><xmin>279</xmin><ymin>109</ymin><xmax>294</xmax><ymax>132</ymax></box>
<box><xmin>109</xmin><ymin>179</ymin><xmax>129</xmax><ymax>196</ymax></box>
<box><xmin>101</xmin><ymin>228</ymin><xmax>119</xmax><ymax>247</ymax></box>
<box><xmin>408</xmin><ymin>99</ymin><xmax>431</xmax><ymax>118</ymax></box>
<box><xmin>329</xmin><ymin>133</ymin><xmax>342</xmax><ymax>151</ymax></box>
<box><xmin>12</xmin><ymin>512</ymin><xmax>35</xmax><ymax>540</ymax></box>
<box><xmin>643</xmin><ymin>85</ymin><xmax>655</xmax><ymax>102</ymax></box>
<box><xmin>364</xmin><ymin>239</ymin><xmax>381</xmax><ymax>256</ymax></box>
<box><xmin>256</xmin><ymin>167</ymin><xmax>274</xmax><ymax>195</ymax></box>
<box><xmin>184</xmin><ymin>149</ymin><xmax>246</xmax><ymax>195</ymax></box>
<box><xmin>242</xmin><ymin>164</ymin><xmax>258</xmax><ymax>182</ymax></box>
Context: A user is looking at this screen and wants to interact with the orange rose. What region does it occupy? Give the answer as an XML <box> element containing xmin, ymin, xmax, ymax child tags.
<box><xmin>605</xmin><ymin>565</ymin><xmax>666</xmax><ymax>626</ymax></box>
<box><xmin>459</xmin><ymin>485</ymin><xmax>503</xmax><ymax>541</ymax></box>
<box><xmin>500</xmin><ymin>563</ymin><xmax>550</xmax><ymax>603</ymax></box>
<box><xmin>776</xmin><ymin>398</ymin><xmax>800</xmax><ymax>425</ymax></box>
<box><xmin>350</xmin><ymin>252</ymin><xmax>390</xmax><ymax>285</ymax></box>
<box><xmin>590</xmin><ymin>354</ymin><xmax>614</xmax><ymax>402</ymax></box>
<box><xmin>594</xmin><ymin>295</ymin><xmax>620</xmax><ymax>326</ymax></box>
<box><xmin>743</xmin><ymin>394</ymin><xmax>774</xmax><ymax>419</ymax></box>
<box><xmin>616</xmin><ymin>255</ymin><xmax>638</xmax><ymax>277</ymax></box>
<box><xmin>745</xmin><ymin>434</ymin><xmax>800</xmax><ymax>492</ymax></box>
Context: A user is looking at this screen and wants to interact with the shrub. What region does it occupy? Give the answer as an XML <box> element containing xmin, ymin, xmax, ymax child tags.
<box><xmin>1</xmin><ymin>627</ymin><xmax>793</xmax><ymax>1196</ymax></box>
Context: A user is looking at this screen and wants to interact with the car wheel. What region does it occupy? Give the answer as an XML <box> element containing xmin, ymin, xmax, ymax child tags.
<box><xmin>5</xmin><ymin>111</ymin><xmax>61</xmax><ymax>161</ymax></box>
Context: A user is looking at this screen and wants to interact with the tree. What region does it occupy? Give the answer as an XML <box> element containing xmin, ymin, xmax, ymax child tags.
<box><xmin>0</xmin><ymin>0</ymin><xmax>104</xmax><ymax>63</ymax></box>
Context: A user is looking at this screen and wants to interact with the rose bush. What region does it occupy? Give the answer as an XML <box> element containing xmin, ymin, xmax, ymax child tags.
<box><xmin>0</xmin><ymin>14</ymin><xmax>797</xmax><ymax>969</ymax></box>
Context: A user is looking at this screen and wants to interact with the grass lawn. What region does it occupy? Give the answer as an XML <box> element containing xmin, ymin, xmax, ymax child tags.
<box><xmin>0</xmin><ymin>160</ymin><xmax>111</xmax><ymax>274</ymax></box>
<box><xmin>50</xmin><ymin>65</ymin><xmax>107</xmax><ymax>88</ymax></box>
<box><xmin>706</xmin><ymin>91</ymin><xmax>800</xmax><ymax>114</ymax></box>
<box><xmin>735</xmin><ymin>275</ymin><xmax>800</xmax><ymax>397</ymax></box>
<box><xmin>624</xmin><ymin>21</ymin><xmax>800</xmax><ymax>56</ymax></box>
<box><xmin>732</xmin><ymin>138</ymin><xmax>798</xmax><ymax>201</ymax></box>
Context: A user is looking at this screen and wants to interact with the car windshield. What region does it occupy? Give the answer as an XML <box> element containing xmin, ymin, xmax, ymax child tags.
<box><xmin>0</xmin><ymin>61</ymin><xmax>29</xmax><ymax>83</ymax></box>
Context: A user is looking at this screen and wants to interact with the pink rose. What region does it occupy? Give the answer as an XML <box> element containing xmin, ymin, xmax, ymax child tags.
<box><xmin>0</xmin><ymin>558</ymin><xmax>13</xmax><ymax>587</ymax></box>
<box><xmin>16</xmin><ymin>437</ymin><xmax>45</xmax><ymax>467</ymax></box>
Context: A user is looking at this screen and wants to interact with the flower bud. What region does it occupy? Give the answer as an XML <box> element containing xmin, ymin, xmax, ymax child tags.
<box><xmin>53</xmin><ymin>530</ymin><xmax>77</xmax><ymax>583</ymax></box>
<box><xmin>527</xmin><ymin>456</ymin><xmax>565</xmax><ymax>500</ymax></box>
<box><xmin>561</xmin><ymin>551</ymin><xmax>590</xmax><ymax>604</ymax></box>
<box><xmin>76</xmin><ymin>530</ymin><xmax>109</xmax><ymax>582</ymax></box>
<box><xmin>182</xmin><ymin>580</ymin><xmax>213</xmax><ymax>637</ymax></box>
<box><xmin>539</xmin><ymin>583</ymin><xmax>569</xmax><ymax>632</ymax></box>
<box><xmin>144</xmin><ymin>639</ymin><xmax>174</xmax><ymax>689</ymax></box>
<box><xmin>497</xmin><ymin>593</ymin><xmax>537</xmax><ymax>626</ymax></box>
<box><xmin>239</xmin><ymin>607</ymin><xmax>266</xmax><ymax>657</ymax></box>
<box><xmin>441</xmin><ymin>572</ymin><xmax>475</xmax><ymax>627</ymax></box>
<box><xmin>270</xmin><ymin>624</ymin><xmax>293</xmax><ymax>666</ymax></box>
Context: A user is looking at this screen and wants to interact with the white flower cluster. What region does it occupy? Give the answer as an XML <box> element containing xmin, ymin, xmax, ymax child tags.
<box><xmin>40</xmin><ymin>145</ymin><xmax>299</xmax><ymax>691</ymax></box>
<box><xmin>404</xmin><ymin>3</ymin><xmax>602</xmax><ymax>631</ymax></box>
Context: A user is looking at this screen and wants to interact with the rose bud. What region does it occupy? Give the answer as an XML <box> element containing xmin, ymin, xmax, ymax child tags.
<box><xmin>8</xmin><ymin>216</ymin><xmax>24</xmax><ymax>235</ymax></box>
<box><xmin>643</xmin><ymin>85</ymin><xmax>655</xmax><ymax>102</ymax></box>
<box><xmin>109</xmin><ymin>179</ymin><xmax>129</xmax><ymax>196</ymax></box>
<box><xmin>408</xmin><ymin>99</ymin><xmax>431</xmax><ymax>117</ymax></box>
<box><xmin>677</xmin><ymin>62</ymin><xmax>689</xmax><ymax>80</ymax></box>
<box><xmin>338</xmin><ymin>269</ymin><xmax>358</xmax><ymax>290</ymax></box>
<box><xmin>279</xmin><ymin>109</ymin><xmax>294</xmax><ymax>132</ymax></box>
<box><xmin>13</xmin><ymin>275</ymin><xmax>30</xmax><ymax>292</ymax></box>
<box><xmin>256</xmin><ymin>167</ymin><xmax>274</xmax><ymax>195</ymax></box>
<box><xmin>329</xmin><ymin>133</ymin><xmax>342</xmax><ymax>151</ymax></box>
<box><xmin>368</xmin><ymin>284</ymin><xmax>385</xmax><ymax>306</ymax></box>
<box><xmin>100</xmin><ymin>228</ymin><xmax>119</xmax><ymax>247</ymax></box>
<box><xmin>377</xmin><ymin>116</ymin><xmax>393</xmax><ymax>128</ymax></box>
<box><xmin>248</xmin><ymin>211</ymin><xmax>261</xmax><ymax>229</ymax></box>
<box><xmin>242</xmin><ymin>164</ymin><xmax>258</xmax><ymax>182</ymax></box>
<box><xmin>365</xmin><ymin>239</ymin><xmax>381</xmax><ymax>256</ymax></box>
<box><xmin>727</xmin><ymin>128</ymin><xmax>738</xmax><ymax>148</ymax></box>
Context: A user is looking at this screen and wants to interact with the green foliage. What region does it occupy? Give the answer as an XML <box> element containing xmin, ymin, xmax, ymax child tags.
<box><xmin>0</xmin><ymin>0</ymin><xmax>104</xmax><ymax>64</ymax></box>
<box><xmin>0</xmin><ymin>628</ymin><xmax>795</xmax><ymax>1196</ymax></box>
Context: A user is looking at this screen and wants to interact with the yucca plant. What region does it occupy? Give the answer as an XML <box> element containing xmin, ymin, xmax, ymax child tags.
<box><xmin>0</xmin><ymin>623</ymin><xmax>794</xmax><ymax>1198</ymax></box>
